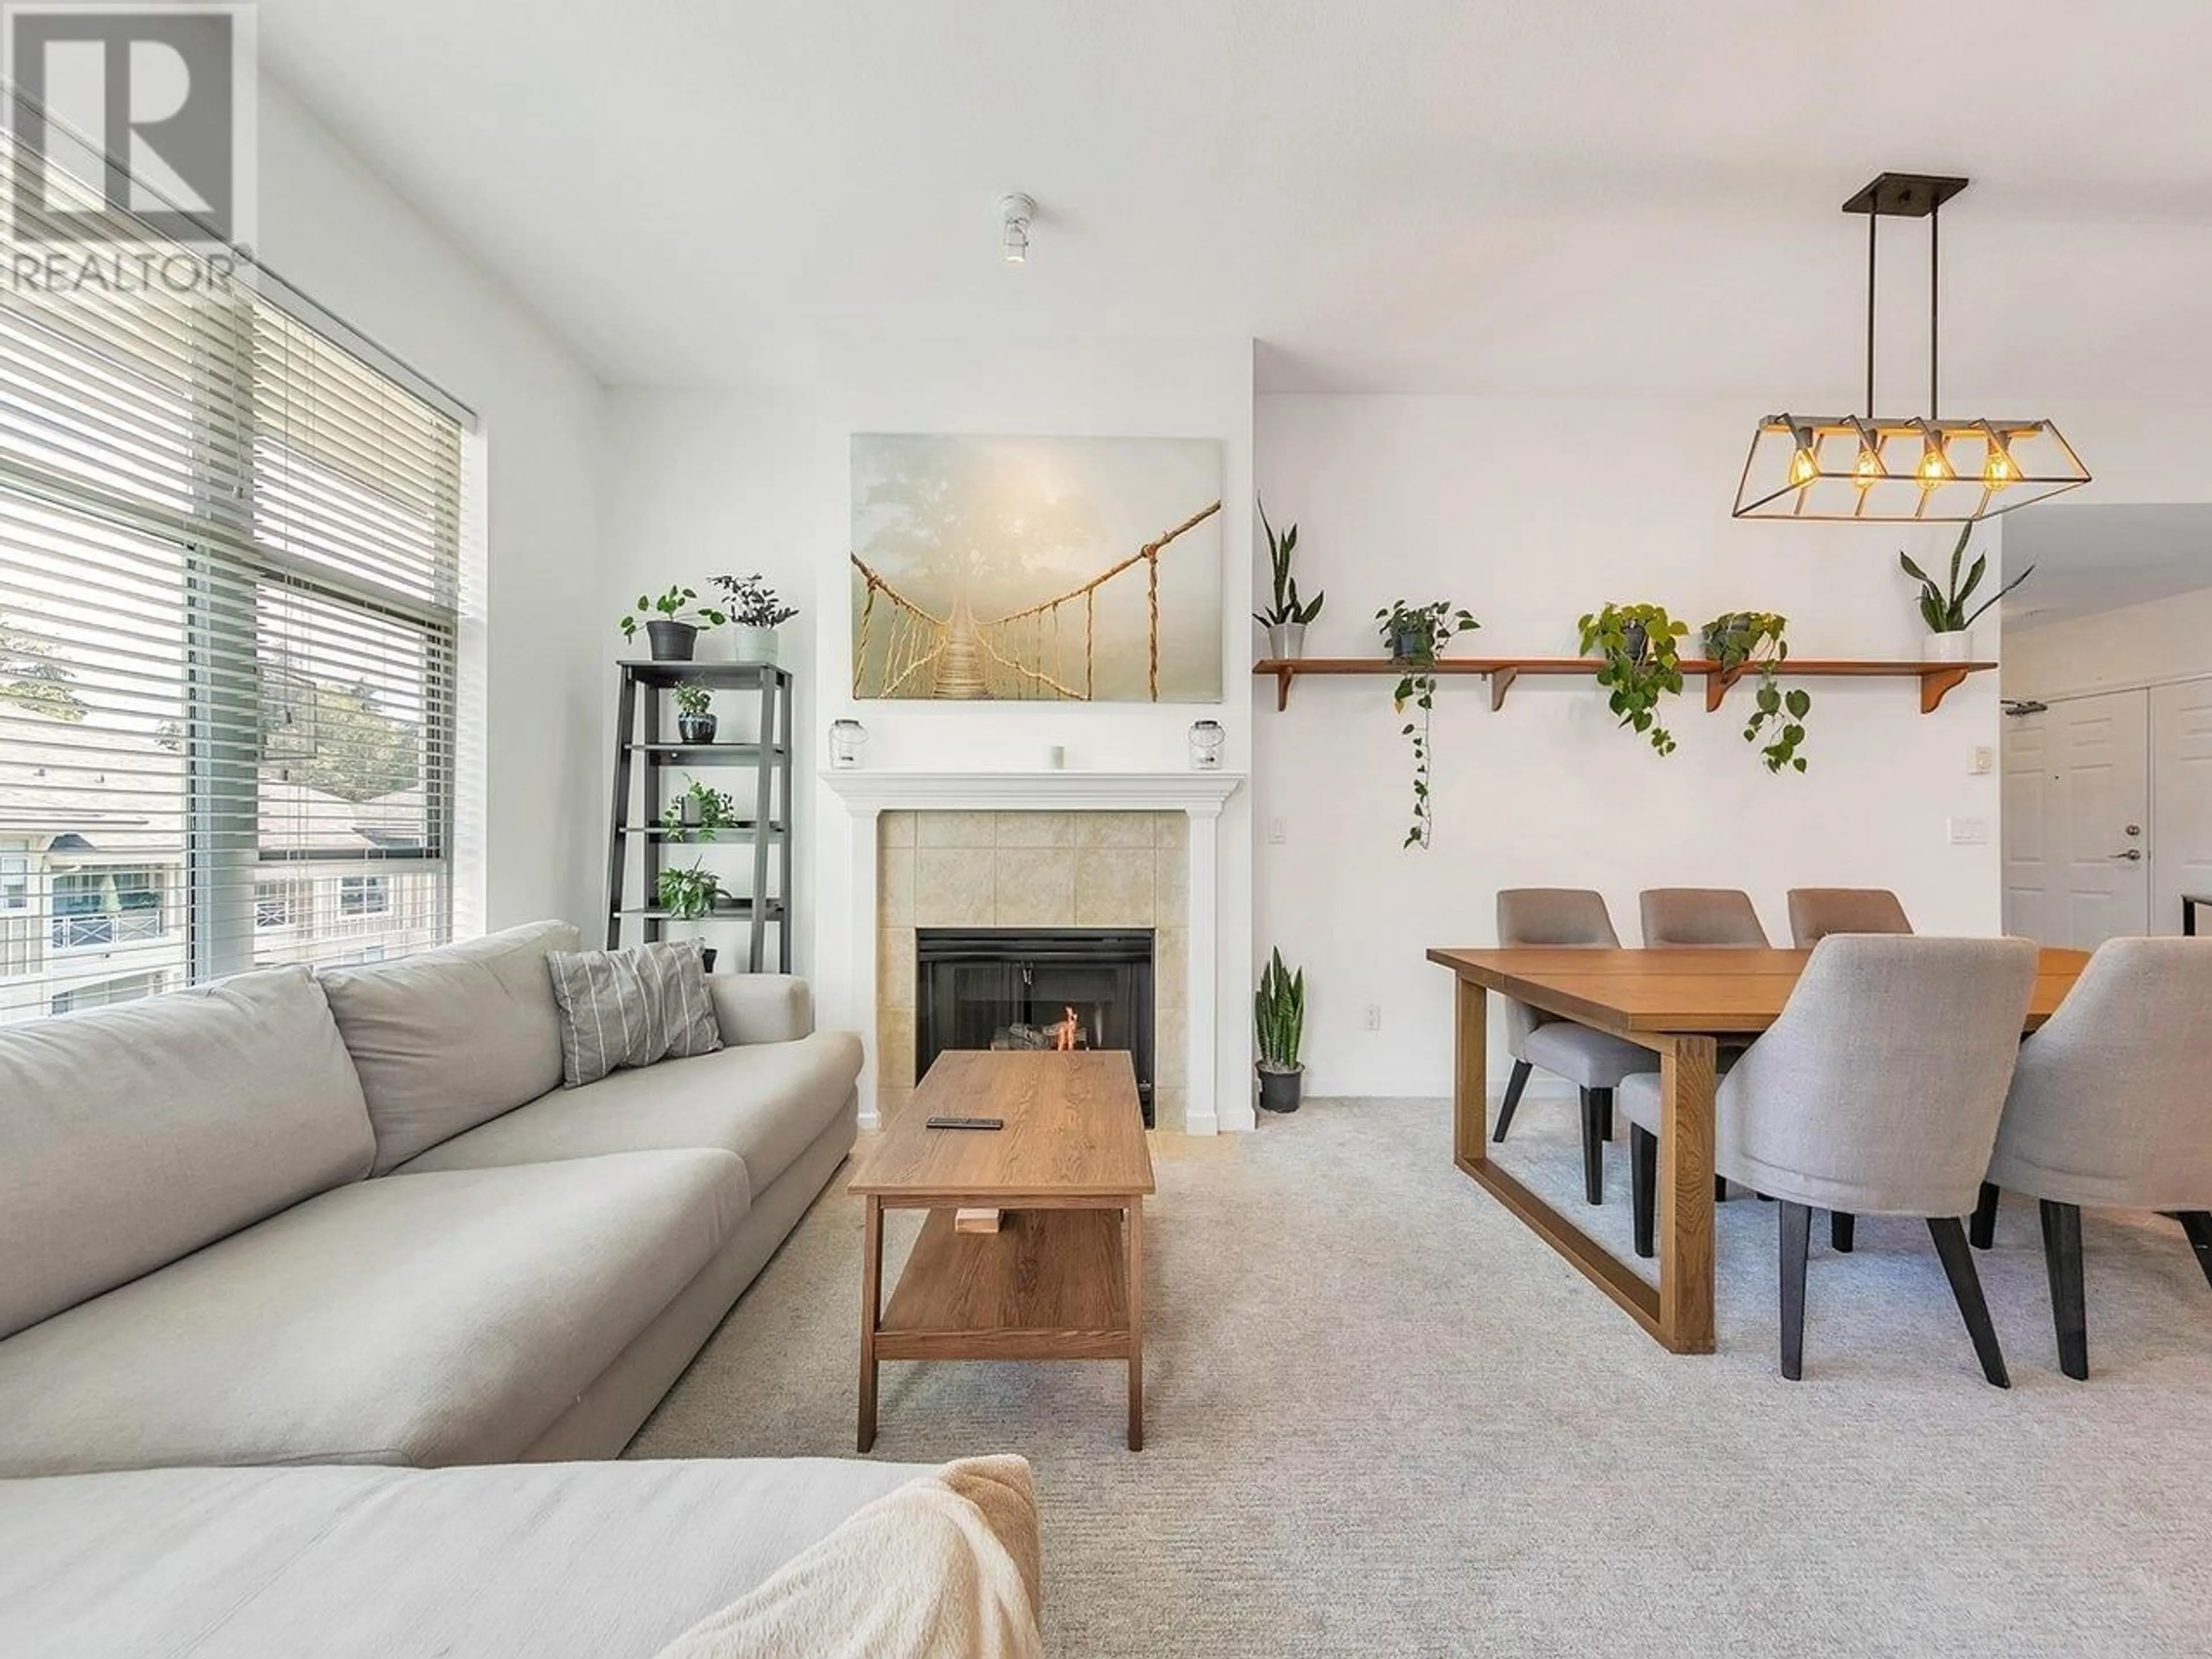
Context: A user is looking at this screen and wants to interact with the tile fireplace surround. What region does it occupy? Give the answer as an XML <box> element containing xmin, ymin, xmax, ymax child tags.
<box><xmin>821</xmin><ymin>772</ymin><xmax>1246</xmax><ymax>1133</ymax></box>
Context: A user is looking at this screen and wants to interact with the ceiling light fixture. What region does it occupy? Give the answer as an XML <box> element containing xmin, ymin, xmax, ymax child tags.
<box><xmin>999</xmin><ymin>193</ymin><xmax>1035</xmax><ymax>264</ymax></box>
<box><xmin>1732</xmin><ymin>172</ymin><xmax>2089</xmax><ymax>522</ymax></box>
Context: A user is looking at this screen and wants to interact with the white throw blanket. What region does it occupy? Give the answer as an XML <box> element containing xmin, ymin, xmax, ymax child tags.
<box><xmin>654</xmin><ymin>1456</ymin><xmax>1043</xmax><ymax>1659</ymax></box>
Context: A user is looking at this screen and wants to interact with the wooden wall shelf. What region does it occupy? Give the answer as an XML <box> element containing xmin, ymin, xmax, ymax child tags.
<box><xmin>1253</xmin><ymin>657</ymin><xmax>1997</xmax><ymax>715</ymax></box>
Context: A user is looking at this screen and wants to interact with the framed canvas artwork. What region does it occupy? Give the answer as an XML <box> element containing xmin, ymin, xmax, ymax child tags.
<box><xmin>850</xmin><ymin>433</ymin><xmax>1224</xmax><ymax>702</ymax></box>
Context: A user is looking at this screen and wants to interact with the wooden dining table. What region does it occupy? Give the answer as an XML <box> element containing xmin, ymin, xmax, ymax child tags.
<box><xmin>1426</xmin><ymin>945</ymin><xmax>2092</xmax><ymax>1355</ymax></box>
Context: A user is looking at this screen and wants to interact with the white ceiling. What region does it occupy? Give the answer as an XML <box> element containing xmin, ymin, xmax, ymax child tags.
<box><xmin>255</xmin><ymin>0</ymin><xmax>2212</xmax><ymax>394</ymax></box>
<box><xmin>2001</xmin><ymin>503</ymin><xmax>2212</xmax><ymax>628</ymax></box>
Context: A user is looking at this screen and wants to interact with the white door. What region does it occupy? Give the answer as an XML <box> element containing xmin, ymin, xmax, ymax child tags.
<box><xmin>2151</xmin><ymin>678</ymin><xmax>2212</xmax><ymax>936</ymax></box>
<box><xmin>2001</xmin><ymin>690</ymin><xmax>2150</xmax><ymax>947</ymax></box>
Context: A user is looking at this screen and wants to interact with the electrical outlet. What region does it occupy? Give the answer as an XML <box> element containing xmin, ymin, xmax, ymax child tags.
<box><xmin>1362</xmin><ymin>1003</ymin><xmax>1382</xmax><ymax>1032</ymax></box>
<box><xmin>1969</xmin><ymin>746</ymin><xmax>1995</xmax><ymax>775</ymax></box>
<box><xmin>1267</xmin><ymin>815</ymin><xmax>1286</xmax><ymax>844</ymax></box>
<box><xmin>1948</xmin><ymin>816</ymin><xmax>1990</xmax><ymax>845</ymax></box>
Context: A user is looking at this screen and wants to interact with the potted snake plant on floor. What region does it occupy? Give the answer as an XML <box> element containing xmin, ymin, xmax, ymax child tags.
<box><xmin>1255</xmin><ymin>947</ymin><xmax>1307</xmax><ymax>1114</ymax></box>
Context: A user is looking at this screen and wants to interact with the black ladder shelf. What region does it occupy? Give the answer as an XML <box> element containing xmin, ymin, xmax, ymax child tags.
<box><xmin>604</xmin><ymin>660</ymin><xmax>794</xmax><ymax>972</ymax></box>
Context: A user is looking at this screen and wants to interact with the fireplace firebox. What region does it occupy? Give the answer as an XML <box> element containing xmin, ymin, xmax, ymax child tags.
<box><xmin>915</xmin><ymin>928</ymin><xmax>1155</xmax><ymax>1125</ymax></box>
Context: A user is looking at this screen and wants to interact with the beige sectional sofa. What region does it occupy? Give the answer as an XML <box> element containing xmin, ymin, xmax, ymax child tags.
<box><xmin>0</xmin><ymin>921</ymin><xmax>863</xmax><ymax>1474</ymax></box>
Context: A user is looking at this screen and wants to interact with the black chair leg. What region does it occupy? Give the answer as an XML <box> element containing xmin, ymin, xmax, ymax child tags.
<box><xmin>1596</xmin><ymin>1086</ymin><xmax>1615</xmax><ymax>1141</ymax></box>
<box><xmin>1578</xmin><ymin>1089</ymin><xmax>1604</xmax><ymax>1206</ymax></box>
<box><xmin>2173</xmin><ymin>1211</ymin><xmax>2212</xmax><ymax>1290</ymax></box>
<box><xmin>1492</xmin><ymin>1060</ymin><xmax>1533</xmax><ymax>1143</ymax></box>
<box><xmin>1630</xmin><ymin>1125</ymin><xmax>1657</xmax><ymax>1259</ymax></box>
<box><xmin>2040</xmin><ymin>1199</ymin><xmax>2088</xmax><ymax>1381</ymax></box>
<box><xmin>1930</xmin><ymin>1216</ymin><xmax>2011</xmax><ymax>1388</ymax></box>
<box><xmin>1969</xmin><ymin>1181</ymin><xmax>2001</xmax><ymax>1250</ymax></box>
<box><xmin>1830</xmin><ymin>1211</ymin><xmax>1855</xmax><ymax>1253</ymax></box>
<box><xmin>1778</xmin><ymin>1201</ymin><xmax>1811</xmax><ymax>1380</ymax></box>
<box><xmin>1715</xmin><ymin>1175</ymin><xmax>1729</xmax><ymax>1202</ymax></box>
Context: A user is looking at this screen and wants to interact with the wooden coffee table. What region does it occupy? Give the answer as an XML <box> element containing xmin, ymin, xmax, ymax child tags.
<box><xmin>849</xmin><ymin>1050</ymin><xmax>1155</xmax><ymax>1452</ymax></box>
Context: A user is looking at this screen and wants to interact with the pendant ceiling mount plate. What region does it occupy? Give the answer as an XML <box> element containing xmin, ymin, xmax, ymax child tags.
<box><xmin>1732</xmin><ymin>171</ymin><xmax>2089</xmax><ymax>522</ymax></box>
<box><xmin>1840</xmin><ymin>172</ymin><xmax>1970</xmax><ymax>218</ymax></box>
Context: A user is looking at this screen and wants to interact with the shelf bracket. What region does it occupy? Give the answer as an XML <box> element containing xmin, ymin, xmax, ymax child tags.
<box><xmin>1272</xmin><ymin>666</ymin><xmax>1294</xmax><ymax>711</ymax></box>
<box><xmin>1488</xmin><ymin>666</ymin><xmax>1518</xmax><ymax>713</ymax></box>
<box><xmin>1703</xmin><ymin>665</ymin><xmax>1749</xmax><ymax>713</ymax></box>
<box><xmin>1920</xmin><ymin>666</ymin><xmax>1971</xmax><ymax>714</ymax></box>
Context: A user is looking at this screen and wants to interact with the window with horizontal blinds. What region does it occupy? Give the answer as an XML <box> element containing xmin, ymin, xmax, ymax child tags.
<box><xmin>0</xmin><ymin>130</ymin><xmax>463</xmax><ymax>1022</ymax></box>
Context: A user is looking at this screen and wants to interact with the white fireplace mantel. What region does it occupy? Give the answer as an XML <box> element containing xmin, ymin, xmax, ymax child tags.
<box><xmin>821</xmin><ymin>770</ymin><xmax>1248</xmax><ymax>1134</ymax></box>
<box><xmin>821</xmin><ymin>770</ymin><xmax>1245</xmax><ymax>815</ymax></box>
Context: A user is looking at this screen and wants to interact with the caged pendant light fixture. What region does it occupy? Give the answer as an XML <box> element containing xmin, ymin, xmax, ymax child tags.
<box><xmin>1732</xmin><ymin>172</ymin><xmax>2089</xmax><ymax>522</ymax></box>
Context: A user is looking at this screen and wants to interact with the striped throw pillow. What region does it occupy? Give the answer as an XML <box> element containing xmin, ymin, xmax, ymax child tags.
<box><xmin>544</xmin><ymin>940</ymin><xmax>723</xmax><ymax>1088</ymax></box>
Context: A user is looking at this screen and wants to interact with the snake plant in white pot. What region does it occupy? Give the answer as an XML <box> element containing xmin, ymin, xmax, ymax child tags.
<box><xmin>1900</xmin><ymin>525</ymin><xmax>2033</xmax><ymax>663</ymax></box>
<box><xmin>1253</xmin><ymin>499</ymin><xmax>1323</xmax><ymax>660</ymax></box>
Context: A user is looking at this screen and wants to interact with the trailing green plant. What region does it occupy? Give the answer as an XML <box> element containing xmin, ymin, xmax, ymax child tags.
<box><xmin>1899</xmin><ymin>524</ymin><xmax>2035</xmax><ymax>634</ymax></box>
<box><xmin>1703</xmin><ymin>611</ymin><xmax>1811</xmax><ymax>774</ymax></box>
<box><xmin>1252</xmin><ymin>498</ymin><xmax>1324</xmax><ymax>630</ymax></box>
<box><xmin>655</xmin><ymin>862</ymin><xmax>724</xmax><ymax>920</ymax></box>
<box><xmin>660</xmin><ymin>775</ymin><xmax>739</xmax><ymax>843</ymax></box>
<box><xmin>1254</xmin><ymin>947</ymin><xmax>1305</xmax><ymax>1071</ymax></box>
<box><xmin>1578</xmin><ymin>601</ymin><xmax>1688</xmax><ymax>757</ymax></box>
<box><xmin>620</xmin><ymin>586</ymin><xmax>727</xmax><ymax>642</ymax></box>
<box><xmin>672</xmin><ymin>680</ymin><xmax>713</xmax><ymax>718</ymax></box>
<box><xmin>710</xmin><ymin>573</ymin><xmax>800</xmax><ymax>629</ymax></box>
<box><xmin>1374</xmin><ymin>599</ymin><xmax>1480</xmax><ymax>849</ymax></box>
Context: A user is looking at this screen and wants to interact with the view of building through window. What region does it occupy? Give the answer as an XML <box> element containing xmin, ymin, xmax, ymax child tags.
<box><xmin>0</xmin><ymin>131</ymin><xmax>462</xmax><ymax>1025</ymax></box>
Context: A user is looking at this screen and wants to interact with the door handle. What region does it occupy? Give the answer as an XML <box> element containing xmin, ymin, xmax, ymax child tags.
<box><xmin>2111</xmin><ymin>849</ymin><xmax>2143</xmax><ymax>861</ymax></box>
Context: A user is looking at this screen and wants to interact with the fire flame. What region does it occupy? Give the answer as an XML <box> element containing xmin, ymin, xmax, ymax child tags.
<box><xmin>1053</xmin><ymin>1006</ymin><xmax>1079</xmax><ymax>1051</ymax></box>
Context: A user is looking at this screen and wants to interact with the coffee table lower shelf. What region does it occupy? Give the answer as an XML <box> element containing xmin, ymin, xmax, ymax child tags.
<box><xmin>859</xmin><ymin>1203</ymin><xmax>1145</xmax><ymax>1451</ymax></box>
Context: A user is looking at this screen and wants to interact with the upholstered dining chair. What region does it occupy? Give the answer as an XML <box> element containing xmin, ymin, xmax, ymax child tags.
<box><xmin>1787</xmin><ymin>888</ymin><xmax>1913</xmax><ymax>947</ymax></box>
<box><xmin>1494</xmin><ymin>888</ymin><xmax>1658</xmax><ymax>1207</ymax></box>
<box><xmin>1971</xmin><ymin>938</ymin><xmax>2212</xmax><ymax>1380</ymax></box>
<box><xmin>1642</xmin><ymin>887</ymin><xmax>1770</xmax><ymax>1209</ymax></box>
<box><xmin>1640</xmin><ymin>888</ymin><xmax>1770</xmax><ymax>948</ymax></box>
<box><xmin>1616</xmin><ymin>936</ymin><xmax>2039</xmax><ymax>1384</ymax></box>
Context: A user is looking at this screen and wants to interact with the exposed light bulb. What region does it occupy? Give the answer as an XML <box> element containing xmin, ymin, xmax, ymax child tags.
<box><xmin>1983</xmin><ymin>448</ymin><xmax>2017</xmax><ymax>488</ymax></box>
<box><xmin>1917</xmin><ymin>440</ymin><xmax>1955</xmax><ymax>488</ymax></box>
<box><xmin>1787</xmin><ymin>445</ymin><xmax>1819</xmax><ymax>488</ymax></box>
<box><xmin>1852</xmin><ymin>446</ymin><xmax>1884</xmax><ymax>488</ymax></box>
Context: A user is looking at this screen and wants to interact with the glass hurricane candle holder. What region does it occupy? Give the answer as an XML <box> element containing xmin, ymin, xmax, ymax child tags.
<box><xmin>1188</xmin><ymin>719</ymin><xmax>1225</xmax><ymax>771</ymax></box>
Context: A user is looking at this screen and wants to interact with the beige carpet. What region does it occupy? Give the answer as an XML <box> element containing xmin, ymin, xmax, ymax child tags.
<box><xmin>630</xmin><ymin>1099</ymin><xmax>2212</xmax><ymax>1656</ymax></box>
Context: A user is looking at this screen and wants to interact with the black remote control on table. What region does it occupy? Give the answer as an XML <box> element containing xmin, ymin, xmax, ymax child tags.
<box><xmin>923</xmin><ymin>1116</ymin><xmax>1003</xmax><ymax>1130</ymax></box>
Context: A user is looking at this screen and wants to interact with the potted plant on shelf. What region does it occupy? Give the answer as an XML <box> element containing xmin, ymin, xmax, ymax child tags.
<box><xmin>710</xmin><ymin>574</ymin><xmax>800</xmax><ymax>665</ymax></box>
<box><xmin>656</xmin><ymin>862</ymin><xmax>723</xmax><ymax>920</ymax></box>
<box><xmin>1255</xmin><ymin>946</ymin><xmax>1306</xmax><ymax>1114</ymax></box>
<box><xmin>1703</xmin><ymin>610</ymin><xmax>1812</xmax><ymax>773</ymax></box>
<box><xmin>1375</xmin><ymin>599</ymin><xmax>1480</xmax><ymax>850</ymax></box>
<box><xmin>1253</xmin><ymin>498</ymin><xmax>1324</xmax><ymax>661</ymax></box>
<box><xmin>621</xmin><ymin>586</ymin><xmax>729</xmax><ymax>662</ymax></box>
<box><xmin>1578</xmin><ymin>601</ymin><xmax>1688</xmax><ymax>757</ymax></box>
<box><xmin>1900</xmin><ymin>525</ymin><xmax>2033</xmax><ymax>662</ymax></box>
<box><xmin>672</xmin><ymin>680</ymin><xmax>717</xmax><ymax>744</ymax></box>
<box><xmin>660</xmin><ymin>776</ymin><xmax>739</xmax><ymax>842</ymax></box>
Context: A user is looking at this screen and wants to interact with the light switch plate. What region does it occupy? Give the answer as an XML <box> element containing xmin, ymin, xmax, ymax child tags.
<box><xmin>1948</xmin><ymin>816</ymin><xmax>1990</xmax><ymax>845</ymax></box>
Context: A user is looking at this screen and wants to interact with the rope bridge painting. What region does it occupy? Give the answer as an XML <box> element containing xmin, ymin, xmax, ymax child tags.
<box><xmin>850</xmin><ymin>434</ymin><xmax>1225</xmax><ymax>703</ymax></box>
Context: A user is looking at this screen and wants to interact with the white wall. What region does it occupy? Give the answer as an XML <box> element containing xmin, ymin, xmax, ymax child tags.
<box><xmin>255</xmin><ymin>78</ymin><xmax>605</xmax><ymax>934</ymax></box>
<box><xmin>809</xmin><ymin>336</ymin><xmax>1257</xmax><ymax>1130</ymax></box>
<box><xmin>2005</xmin><ymin>586</ymin><xmax>2212</xmax><ymax>702</ymax></box>
<box><xmin>1255</xmin><ymin>393</ymin><xmax>2006</xmax><ymax>1097</ymax></box>
<box><xmin>599</xmin><ymin>387</ymin><xmax>819</xmax><ymax>971</ymax></box>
